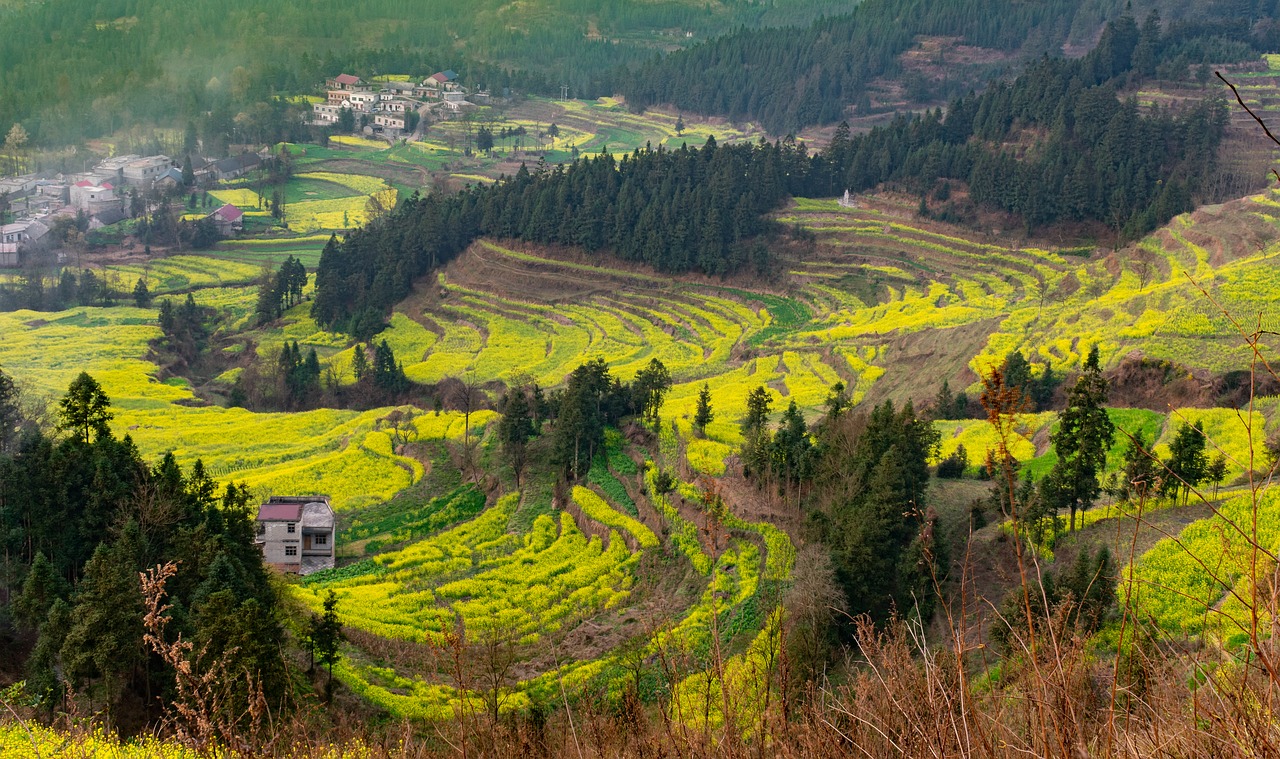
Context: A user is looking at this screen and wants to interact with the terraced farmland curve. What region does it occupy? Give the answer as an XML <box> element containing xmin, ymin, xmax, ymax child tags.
<box><xmin>291</xmin><ymin>458</ymin><xmax>795</xmax><ymax>724</ymax></box>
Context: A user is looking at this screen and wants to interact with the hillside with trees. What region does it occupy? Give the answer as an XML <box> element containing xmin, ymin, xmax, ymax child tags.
<box><xmin>620</xmin><ymin>0</ymin><xmax>1277</xmax><ymax>133</ymax></box>
<box><xmin>5</xmin><ymin>0</ymin><xmax>1280</xmax><ymax>756</ymax></box>
<box><xmin>311</xmin><ymin>16</ymin><xmax>1230</xmax><ymax>334</ymax></box>
<box><xmin>0</xmin><ymin>0</ymin><xmax>853</xmax><ymax>146</ymax></box>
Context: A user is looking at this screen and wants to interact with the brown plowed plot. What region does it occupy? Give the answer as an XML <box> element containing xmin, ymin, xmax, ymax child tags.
<box><xmin>444</xmin><ymin>240</ymin><xmax>665</xmax><ymax>302</ymax></box>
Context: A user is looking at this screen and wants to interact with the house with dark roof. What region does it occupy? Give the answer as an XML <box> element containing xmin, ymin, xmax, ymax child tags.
<box><xmin>0</xmin><ymin>218</ymin><xmax>49</xmax><ymax>267</ymax></box>
<box><xmin>154</xmin><ymin>167</ymin><xmax>186</xmax><ymax>191</ymax></box>
<box><xmin>209</xmin><ymin>153</ymin><xmax>262</xmax><ymax>182</ymax></box>
<box><xmin>88</xmin><ymin>207</ymin><xmax>127</xmax><ymax>229</ymax></box>
<box><xmin>208</xmin><ymin>203</ymin><xmax>244</xmax><ymax>235</ymax></box>
<box><xmin>255</xmin><ymin>495</ymin><xmax>335</xmax><ymax>575</ymax></box>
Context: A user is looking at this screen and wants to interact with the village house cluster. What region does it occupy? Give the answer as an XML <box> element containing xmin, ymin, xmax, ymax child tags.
<box><xmin>0</xmin><ymin>151</ymin><xmax>265</xmax><ymax>267</ymax></box>
<box><xmin>311</xmin><ymin>71</ymin><xmax>490</xmax><ymax>135</ymax></box>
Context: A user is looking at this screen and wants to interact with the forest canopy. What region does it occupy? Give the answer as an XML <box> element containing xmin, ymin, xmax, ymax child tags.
<box><xmin>618</xmin><ymin>0</ymin><xmax>1276</xmax><ymax>133</ymax></box>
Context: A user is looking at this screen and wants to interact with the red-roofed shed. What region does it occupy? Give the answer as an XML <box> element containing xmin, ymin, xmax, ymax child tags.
<box><xmin>208</xmin><ymin>203</ymin><xmax>244</xmax><ymax>235</ymax></box>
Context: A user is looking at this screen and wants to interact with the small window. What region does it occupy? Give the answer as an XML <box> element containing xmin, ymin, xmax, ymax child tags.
<box><xmin>315</xmin><ymin>534</ymin><xmax>328</xmax><ymax>545</ymax></box>
<box><xmin>287</xmin><ymin>523</ymin><xmax>296</xmax><ymax>534</ymax></box>
<box><xmin>285</xmin><ymin>546</ymin><xmax>297</xmax><ymax>557</ymax></box>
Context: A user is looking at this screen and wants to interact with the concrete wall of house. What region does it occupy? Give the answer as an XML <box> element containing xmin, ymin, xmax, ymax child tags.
<box><xmin>259</xmin><ymin>519</ymin><xmax>301</xmax><ymax>566</ymax></box>
<box><xmin>257</xmin><ymin>517</ymin><xmax>334</xmax><ymax>572</ymax></box>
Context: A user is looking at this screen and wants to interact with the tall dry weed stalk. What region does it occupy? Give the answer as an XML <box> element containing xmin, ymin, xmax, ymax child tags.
<box><xmin>140</xmin><ymin>562</ymin><xmax>271</xmax><ymax>753</ymax></box>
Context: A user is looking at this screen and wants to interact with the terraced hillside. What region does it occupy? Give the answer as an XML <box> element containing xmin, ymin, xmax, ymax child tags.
<box><xmin>3</xmin><ymin>176</ymin><xmax>1279</xmax><ymax>727</ymax></box>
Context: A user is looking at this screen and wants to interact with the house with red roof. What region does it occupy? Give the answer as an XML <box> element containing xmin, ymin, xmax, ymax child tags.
<box><xmin>69</xmin><ymin>179</ymin><xmax>122</xmax><ymax>216</ymax></box>
<box><xmin>208</xmin><ymin>203</ymin><xmax>244</xmax><ymax>236</ymax></box>
<box><xmin>255</xmin><ymin>495</ymin><xmax>335</xmax><ymax>575</ymax></box>
<box><xmin>327</xmin><ymin>73</ymin><xmax>370</xmax><ymax>92</ymax></box>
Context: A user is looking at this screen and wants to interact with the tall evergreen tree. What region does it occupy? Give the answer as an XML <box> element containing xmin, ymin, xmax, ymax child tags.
<box><xmin>1164</xmin><ymin>421</ymin><xmax>1208</xmax><ymax>504</ymax></box>
<box><xmin>693</xmin><ymin>383</ymin><xmax>714</xmax><ymax>436</ymax></box>
<box><xmin>132</xmin><ymin>278</ymin><xmax>151</xmax><ymax>308</ymax></box>
<box><xmin>1046</xmin><ymin>348</ymin><xmax>1114</xmax><ymax>530</ymax></box>
<box><xmin>498</xmin><ymin>385</ymin><xmax>535</xmax><ymax>486</ymax></box>
<box><xmin>57</xmin><ymin>371</ymin><xmax>113</xmax><ymax>443</ymax></box>
<box><xmin>632</xmin><ymin>358</ymin><xmax>671</xmax><ymax>428</ymax></box>
<box><xmin>314</xmin><ymin>590</ymin><xmax>345</xmax><ymax>703</ymax></box>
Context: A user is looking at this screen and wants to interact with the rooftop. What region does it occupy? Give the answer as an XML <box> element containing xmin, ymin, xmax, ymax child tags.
<box><xmin>211</xmin><ymin>203</ymin><xmax>244</xmax><ymax>223</ymax></box>
<box><xmin>1</xmin><ymin>219</ymin><xmax>49</xmax><ymax>237</ymax></box>
<box><xmin>256</xmin><ymin>502</ymin><xmax>302</xmax><ymax>522</ymax></box>
<box><xmin>256</xmin><ymin>495</ymin><xmax>334</xmax><ymax>524</ymax></box>
<box><xmin>211</xmin><ymin>153</ymin><xmax>261</xmax><ymax>173</ymax></box>
<box><xmin>334</xmin><ymin>73</ymin><xmax>361</xmax><ymax>85</ymax></box>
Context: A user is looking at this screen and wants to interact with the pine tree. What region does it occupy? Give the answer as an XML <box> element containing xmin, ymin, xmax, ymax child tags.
<box><xmin>60</xmin><ymin>536</ymin><xmax>143</xmax><ymax>707</ymax></box>
<box><xmin>498</xmin><ymin>386</ymin><xmax>535</xmax><ymax>486</ymax></box>
<box><xmin>1164</xmin><ymin>421</ymin><xmax>1208</xmax><ymax>504</ymax></box>
<box><xmin>0</xmin><ymin>367</ymin><xmax>21</xmax><ymax>453</ymax></box>
<box><xmin>934</xmin><ymin>380</ymin><xmax>955</xmax><ymax>420</ymax></box>
<box><xmin>1047</xmin><ymin>347</ymin><xmax>1114</xmax><ymax>530</ymax></box>
<box><xmin>181</xmin><ymin>155</ymin><xmax>196</xmax><ymax>188</ymax></box>
<box><xmin>824</xmin><ymin>381</ymin><xmax>850</xmax><ymax>423</ymax></box>
<box><xmin>1003</xmin><ymin>351</ymin><xmax>1034</xmax><ymax>408</ymax></box>
<box><xmin>742</xmin><ymin>385</ymin><xmax>772</xmax><ymax>437</ymax></box>
<box><xmin>314</xmin><ymin>590</ymin><xmax>345</xmax><ymax>703</ymax></box>
<box><xmin>693</xmin><ymin>383</ymin><xmax>714</xmax><ymax>436</ymax></box>
<box><xmin>132</xmin><ymin>277</ymin><xmax>151</xmax><ymax>308</ymax></box>
<box><xmin>1206</xmin><ymin>453</ymin><xmax>1228</xmax><ymax>498</ymax></box>
<box><xmin>740</xmin><ymin>385</ymin><xmax>774</xmax><ymax>478</ymax></box>
<box><xmin>57</xmin><ymin>372</ymin><xmax>113</xmax><ymax>443</ymax></box>
<box><xmin>1119</xmin><ymin>431</ymin><xmax>1162</xmax><ymax>503</ymax></box>
<box><xmin>632</xmin><ymin>358</ymin><xmax>671</xmax><ymax>427</ymax></box>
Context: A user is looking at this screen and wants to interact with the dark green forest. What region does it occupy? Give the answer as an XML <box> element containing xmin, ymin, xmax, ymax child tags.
<box><xmin>310</xmin><ymin>17</ymin><xmax>1228</xmax><ymax>336</ymax></box>
<box><xmin>309</xmin><ymin>136</ymin><xmax>795</xmax><ymax>335</ymax></box>
<box><xmin>618</xmin><ymin>0</ymin><xmax>1277</xmax><ymax>133</ymax></box>
<box><xmin>0</xmin><ymin>370</ymin><xmax>287</xmax><ymax>726</ymax></box>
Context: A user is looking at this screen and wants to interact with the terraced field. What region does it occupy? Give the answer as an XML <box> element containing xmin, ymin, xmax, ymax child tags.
<box><xmin>12</xmin><ymin>140</ymin><xmax>1280</xmax><ymax>722</ymax></box>
<box><xmin>0</xmin><ymin>300</ymin><xmax>476</xmax><ymax>511</ymax></box>
<box><xmin>292</xmin><ymin>463</ymin><xmax>793</xmax><ymax>724</ymax></box>
<box><xmin>209</xmin><ymin>169</ymin><xmax>399</xmax><ymax>234</ymax></box>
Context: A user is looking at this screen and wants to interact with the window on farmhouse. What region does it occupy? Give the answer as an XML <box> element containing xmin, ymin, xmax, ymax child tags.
<box><xmin>287</xmin><ymin>523</ymin><xmax>296</xmax><ymax>533</ymax></box>
<box><xmin>315</xmin><ymin>534</ymin><xmax>328</xmax><ymax>545</ymax></box>
<box><xmin>285</xmin><ymin>546</ymin><xmax>297</xmax><ymax>557</ymax></box>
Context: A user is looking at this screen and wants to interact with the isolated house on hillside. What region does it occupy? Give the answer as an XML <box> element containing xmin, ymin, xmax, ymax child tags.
<box><xmin>255</xmin><ymin>495</ymin><xmax>336</xmax><ymax>575</ymax></box>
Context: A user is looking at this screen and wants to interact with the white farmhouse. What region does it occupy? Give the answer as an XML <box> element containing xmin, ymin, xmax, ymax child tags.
<box><xmin>255</xmin><ymin>495</ymin><xmax>336</xmax><ymax>575</ymax></box>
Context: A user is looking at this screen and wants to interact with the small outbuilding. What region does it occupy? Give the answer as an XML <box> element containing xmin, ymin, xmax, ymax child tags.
<box><xmin>208</xmin><ymin>203</ymin><xmax>244</xmax><ymax>236</ymax></box>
